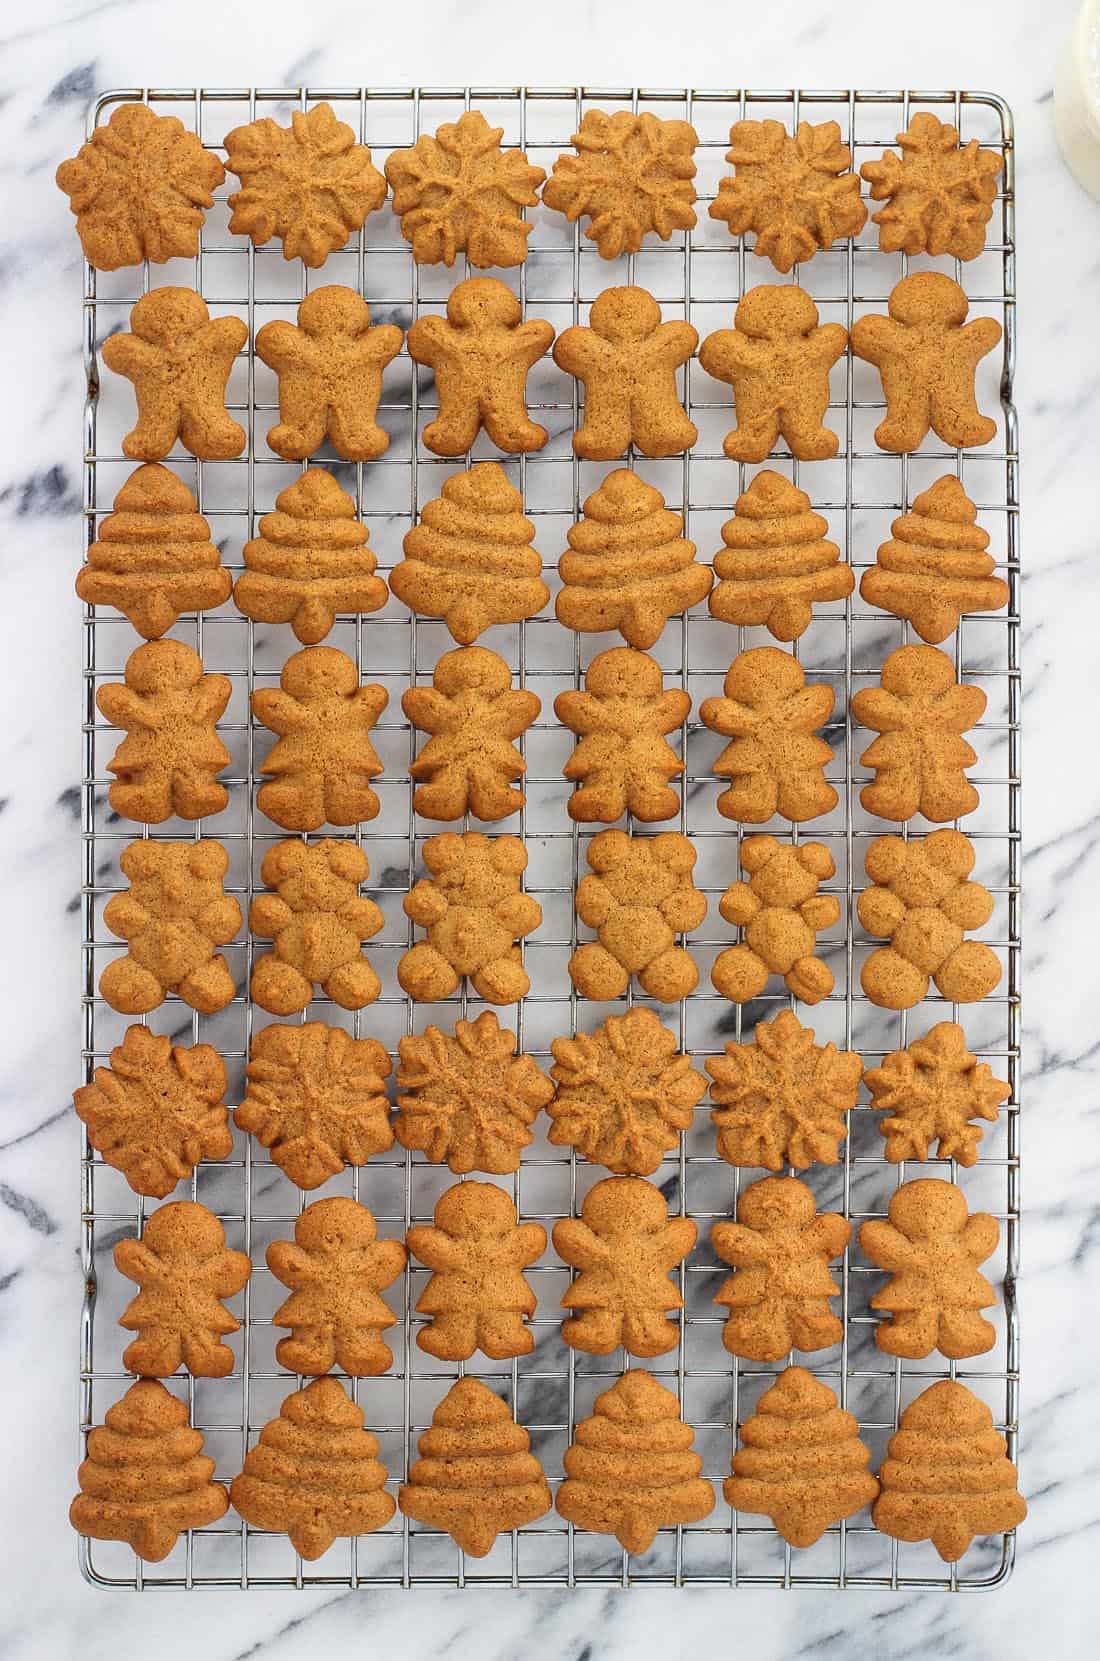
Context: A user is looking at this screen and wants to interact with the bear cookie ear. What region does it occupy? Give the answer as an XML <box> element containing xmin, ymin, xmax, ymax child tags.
<box><xmin>800</xmin><ymin>843</ymin><xmax>835</xmax><ymax>880</ymax></box>
<box><xmin>423</xmin><ymin>831</ymin><xmax>463</xmax><ymax>873</ymax></box>
<box><xmin>587</xmin><ymin>828</ymin><xmax>631</xmax><ymax>872</ymax></box>
<box><xmin>322</xmin><ymin>839</ymin><xmax>370</xmax><ymax>882</ymax></box>
<box><xmin>261</xmin><ymin>839</ymin><xmax>308</xmax><ymax>884</ymax></box>
<box><xmin>490</xmin><ymin>837</ymin><xmax>528</xmax><ymax>875</ymax></box>
<box><xmin>188</xmin><ymin>842</ymin><xmax>229</xmax><ymax>880</ymax></box>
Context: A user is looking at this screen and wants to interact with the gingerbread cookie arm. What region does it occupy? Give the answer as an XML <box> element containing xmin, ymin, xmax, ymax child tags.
<box><xmin>96</xmin><ymin>685</ymin><xmax>155</xmax><ymax>730</ymax></box>
<box><xmin>961</xmin><ymin>1212</ymin><xmax>1000</xmax><ymax>1263</ymax></box>
<box><xmin>513</xmin><ymin>317</ymin><xmax>556</xmax><ymax>368</ymax></box>
<box><xmin>657</xmin><ymin>1216</ymin><xmax>699</xmax><ymax>1266</ymax></box>
<box><xmin>553</xmin><ymin>1219</ymin><xmax>612</xmax><ymax>1268</ymax></box>
<box><xmin>250</xmin><ymin>687</ymin><xmax>307</xmax><ymax>736</ymax></box>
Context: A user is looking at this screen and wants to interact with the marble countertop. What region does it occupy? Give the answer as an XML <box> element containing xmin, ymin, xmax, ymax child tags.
<box><xmin>1</xmin><ymin>0</ymin><xmax>1096</xmax><ymax>1656</ymax></box>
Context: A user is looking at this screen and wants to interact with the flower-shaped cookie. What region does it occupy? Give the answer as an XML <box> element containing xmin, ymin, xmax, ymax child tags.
<box><xmin>543</xmin><ymin>110</ymin><xmax>698</xmax><ymax>259</ymax></box>
<box><xmin>385</xmin><ymin>110</ymin><xmax>545</xmax><ymax>267</ymax></box>
<box><xmin>709</xmin><ymin>119</ymin><xmax>867</xmax><ymax>273</ymax></box>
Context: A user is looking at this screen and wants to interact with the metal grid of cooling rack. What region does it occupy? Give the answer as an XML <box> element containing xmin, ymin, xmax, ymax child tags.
<box><xmin>77</xmin><ymin>85</ymin><xmax>1020</xmax><ymax>1591</ymax></box>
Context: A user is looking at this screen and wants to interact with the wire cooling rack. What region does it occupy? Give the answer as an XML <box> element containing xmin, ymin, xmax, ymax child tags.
<box><xmin>77</xmin><ymin>85</ymin><xmax>1020</xmax><ymax>1591</ymax></box>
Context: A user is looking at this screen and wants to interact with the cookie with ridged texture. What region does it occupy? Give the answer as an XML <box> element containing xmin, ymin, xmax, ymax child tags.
<box><xmin>861</xmin><ymin>475</ymin><xmax>1008</xmax><ymax>644</ymax></box>
<box><xmin>249</xmin><ymin>838</ymin><xmax>383</xmax><ymax>1014</ymax></box>
<box><xmin>865</xmin><ymin>1021</ymin><xmax>1009</xmax><ymax>1167</ymax></box>
<box><xmin>114</xmin><ymin>1201</ymin><xmax>250</xmax><ymax>1378</ymax></box>
<box><xmin>861</xmin><ymin>114</ymin><xmax>1003</xmax><ymax>261</ymax></box>
<box><xmin>252</xmin><ymin>646</ymin><xmax>388</xmax><ymax>831</ymax></box>
<box><xmin>555</xmin><ymin>647</ymin><xmax>691</xmax><ymax>824</ymax></box>
<box><xmin>406</xmin><ymin>1181</ymin><xmax>546</xmax><ymax>1362</ymax></box>
<box><xmin>700</xmin><ymin>647</ymin><xmax>837</xmax><ymax>824</ymax></box>
<box><xmin>569</xmin><ymin>828</ymin><xmax>706</xmax><ymax>1002</ymax></box>
<box><xmin>403</xmin><ymin>647</ymin><xmax>540</xmax><ymax>821</ymax></box>
<box><xmin>711</xmin><ymin>834</ymin><xmax>839</xmax><ymax>1005</ymax></box>
<box><xmin>385</xmin><ymin>110</ymin><xmax>545</xmax><ymax>267</ymax></box>
<box><xmin>859</xmin><ymin>1178</ymin><xmax>998</xmax><ymax>1360</ymax></box>
<box><xmin>552</xmin><ymin>286</ymin><xmax>698</xmax><ymax>459</ymax></box>
<box><xmin>709</xmin><ymin>119</ymin><xmax>867</xmax><ymax>272</ymax></box>
<box><xmin>100</xmin><ymin>839</ymin><xmax>241</xmax><ymax>1015</ymax></box>
<box><xmin>543</xmin><ymin>111</ymin><xmax>698</xmax><ymax>259</ymax></box>
<box><xmin>235</xmin><ymin>467</ymin><xmax>388</xmax><ymax>644</ymax></box>
<box><xmin>709</xmin><ymin>469</ymin><xmax>853</xmax><ymax>640</ymax></box>
<box><xmin>96</xmin><ymin>640</ymin><xmax>231</xmax><ymax>824</ymax></box>
<box><xmin>399</xmin><ymin>831</ymin><xmax>542</xmax><ymax>1005</ymax></box>
<box><xmin>267</xmin><ymin>1197</ymin><xmax>406</xmax><ymax>1376</ymax></box>
<box><xmin>852</xmin><ymin>644</ymin><xmax>985</xmax><ymax>823</ymax></box>
<box><xmin>56</xmin><ymin>102</ymin><xmax>224</xmax><ymax>270</ymax></box>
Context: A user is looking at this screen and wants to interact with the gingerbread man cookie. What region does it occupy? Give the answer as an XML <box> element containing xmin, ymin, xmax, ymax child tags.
<box><xmin>570</xmin><ymin>829</ymin><xmax>707</xmax><ymax>1002</ymax></box>
<box><xmin>552</xmin><ymin>286</ymin><xmax>698</xmax><ymax>459</ymax></box>
<box><xmin>403</xmin><ymin>647</ymin><xmax>541</xmax><ymax>822</ymax></box>
<box><xmin>407</xmin><ymin>1181</ymin><xmax>546</xmax><ymax>1361</ymax></box>
<box><xmin>851</xmin><ymin>644</ymin><xmax>986</xmax><ymax>823</ymax></box>
<box><xmin>252</xmin><ymin>646</ymin><xmax>388</xmax><ymax>831</ymax></box>
<box><xmin>712</xmin><ymin>835</ymin><xmax>839</xmax><ymax>1004</ymax></box>
<box><xmin>115</xmin><ymin>1201</ymin><xmax>250</xmax><ymax>1378</ymax></box>
<box><xmin>555</xmin><ymin>648</ymin><xmax>691</xmax><ymax>824</ymax></box>
<box><xmin>267</xmin><ymin>1197</ymin><xmax>406</xmax><ymax>1376</ymax></box>
<box><xmin>699</xmin><ymin>647</ymin><xmax>837</xmax><ymax>824</ymax></box>
<box><xmin>97</xmin><ymin>640</ymin><xmax>231</xmax><ymax>824</ymax></box>
<box><xmin>859</xmin><ymin>1178</ymin><xmax>998</xmax><ymax>1360</ymax></box>
<box><xmin>399</xmin><ymin>831</ymin><xmax>542</xmax><ymax>1005</ymax></box>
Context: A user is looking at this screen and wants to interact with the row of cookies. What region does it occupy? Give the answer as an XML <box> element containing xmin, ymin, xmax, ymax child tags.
<box><xmin>94</xmin><ymin>275</ymin><xmax>1001</xmax><ymax>464</ymax></box>
<box><xmin>59</xmin><ymin>102</ymin><xmax>1002</xmax><ymax>273</ymax></box>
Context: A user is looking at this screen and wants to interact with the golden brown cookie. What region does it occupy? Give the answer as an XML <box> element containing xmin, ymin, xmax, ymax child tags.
<box><xmin>249</xmin><ymin>838</ymin><xmax>383</xmax><ymax>1014</ymax></box>
<box><xmin>852</xmin><ymin>644</ymin><xmax>985</xmax><ymax>823</ymax></box>
<box><xmin>77</xmin><ymin>464</ymin><xmax>232</xmax><ymax>639</ymax></box>
<box><xmin>861</xmin><ymin>114</ymin><xmax>1003</xmax><ymax>261</ymax></box>
<box><xmin>725</xmin><ymin>1368</ymin><xmax>878</xmax><ymax>1547</ymax></box>
<box><xmin>706</xmin><ymin>1008</ymin><xmax>862</xmax><ymax>1170</ymax></box>
<box><xmin>866</xmin><ymin>1020</ymin><xmax>1010</xmax><ymax>1167</ymax></box>
<box><xmin>403</xmin><ymin>647</ymin><xmax>540</xmax><ymax>822</ymax></box>
<box><xmin>225</xmin><ymin>101</ymin><xmax>387</xmax><ymax>266</ymax></box>
<box><xmin>553</xmin><ymin>1176</ymin><xmax>697</xmax><ymax>1357</ymax></box>
<box><xmin>700</xmin><ymin>647</ymin><xmax>837</xmax><ymax>824</ymax></box>
<box><xmin>394</xmin><ymin>1011</ymin><xmax>553</xmax><ymax>1175</ymax></box>
<box><xmin>556</xmin><ymin>469</ymin><xmax>712</xmax><ymax>649</ymax></box>
<box><xmin>699</xmin><ymin>286</ymin><xmax>847</xmax><ymax>463</ymax></box>
<box><xmin>557</xmin><ymin>1370</ymin><xmax>714</xmax><ymax>1552</ymax></box>
<box><xmin>235</xmin><ymin>467</ymin><xmax>389</xmax><ymax>644</ymax></box>
<box><xmin>267</xmin><ymin>1197</ymin><xmax>406</xmax><ymax>1376</ymax></box>
<box><xmin>255</xmin><ymin>286</ymin><xmax>403</xmax><ymax>461</ymax></box>
<box><xmin>252</xmin><ymin>646</ymin><xmax>387</xmax><ymax>831</ymax></box>
<box><xmin>236</xmin><ymin>1021</ymin><xmax>392</xmax><ymax>1187</ymax></box>
<box><xmin>391</xmin><ymin>462</ymin><xmax>549</xmax><ymax>644</ymax></box>
<box><xmin>858</xmin><ymin>830</ymin><xmax>1001</xmax><ymax>1009</ymax></box>
<box><xmin>56</xmin><ymin>102</ymin><xmax>224</xmax><ymax>271</ymax></box>
<box><xmin>97</xmin><ymin>640</ymin><xmax>231</xmax><ymax>824</ymax></box>
<box><xmin>570</xmin><ymin>829</ymin><xmax>706</xmax><ymax>1002</ymax></box>
<box><xmin>230</xmin><ymin>1377</ymin><xmax>394</xmax><ymax>1559</ymax></box>
<box><xmin>548</xmin><ymin>1006</ymin><xmax>707</xmax><ymax>1175</ymax></box>
<box><xmin>861</xmin><ymin>475</ymin><xmax>1008</xmax><ymax>645</ymax></box>
<box><xmin>859</xmin><ymin>1178</ymin><xmax>998</xmax><ymax>1360</ymax></box>
<box><xmin>709</xmin><ymin>119</ymin><xmax>867</xmax><ymax>272</ymax></box>
<box><xmin>555</xmin><ymin>648</ymin><xmax>691</xmax><ymax>824</ymax></box>
<box><xmin>712</xmin><ymin>1176</ymin><xmax>849</xmax><ymax>1362</ymax></box>
<box><xmin>400</xmin><ymin>1378</ymin><xmax>552</xmax><ymax>1556</ymax></box>
<box><xmin>101</xmin><ymin>289</ymin><xmax>248</xmax><ymax>462</ymax></box>
<box><xmin>406</xmin><ymin>1181</ymin><xmax>546</xmax><ymax>1361</ymax></box>
<box><xmin>115</xmin><ymin>1201</ymin><xmax>250</xmax><ymax>1378</ymax></box>
<box><xmin>74</xmin><ymin>1025</ymin><xmax>231</xmax><ymax>1200</ymax></box>
<box><xmin>399</xmin><ymin>831</ymin><xmax>541</xmax><ymax>1005</ymax></box>
<box><xmin>70</xmin><ymin>1379</ymin><xmax>228</xmax><ymax>1562</ymax></box>
<box><xmin>552</xmin><ymin>286</ymin><xmax>698</xmax><ymax>459</ymax></box>
<box><xmin>406</xmin><ymin>277</ymin><xmax>554</xmax><ymax>456</ymax></box>
<box><xmin>850</xmin><ymin>273</ymin><xmax>1002</xmax><ymax>452</ymax></box>
<box><xmin>543</xmin><ymin>111</ymin><xmax>699</xmax><ymax>259</ymax></box>
<box><xmin>709</xmin><ymin>469</ymin><xmax>853</xmax><ymax>640</ymax></box>
<box><xmin>100</xmin><ymin>840</ymin><xmax>241</xmax><ymax>1015</ymax></box>
<box><xmin>712</xmin><ymin>835</ymin><xmax>839</xmax><ymax>1004</ymax></box>
<box><xmin>385</xmin><ymin>109</ymin><xmax>545</xmax><ymax>267</ymax></box>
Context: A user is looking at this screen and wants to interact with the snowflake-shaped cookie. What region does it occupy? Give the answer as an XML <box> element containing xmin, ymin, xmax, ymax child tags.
<box><xmin>860</xmin><ymin>114</ymin><xmax>1003</xmax><ymax>261</ymax></box>
<box><xmin>543</xmin><ymin>110</ymin><xmax>698</xmax><ymax>259</ymax></box>
<box><xmin>384</xmin><ymin>110</ymin><xmax>545</xmax><ymax>267</ymax></box>
<box><xmin>865</xmin><ymin>1021</ymin><xmax>1010</xmax><ymax>1166</ymax></box>
<box><xmin>224</xmin><ymin>101</ymin><xmax>388</xmax><ymax>267</ymax></box>
<box><xmin>706</xmin><ymin>1010</ymin><xmax>863</xmax><ymax>1170</ymax></box>
<box><xmin>709</xmin><ymin>119</ymin><xmax>867</xmax><ymax>274</ymax></box>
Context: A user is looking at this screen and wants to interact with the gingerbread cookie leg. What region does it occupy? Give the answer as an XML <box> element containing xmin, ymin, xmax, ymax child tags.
<box><xmin>265</xmin><ymin>366</ymin><xmax>329</xmax><ymax>459</ymax></box>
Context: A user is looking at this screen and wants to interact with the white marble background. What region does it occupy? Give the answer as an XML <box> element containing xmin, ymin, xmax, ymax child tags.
<box><xmin>0</xmin><ymin>0</ymin><xmax>1096</xmax><ymax>1655</ymax></box>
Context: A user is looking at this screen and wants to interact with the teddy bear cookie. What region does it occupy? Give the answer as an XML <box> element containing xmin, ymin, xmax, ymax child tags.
<box><xmin>865</xmin><ymin>1020</ymin><xmax>1010</xmax><ymax>1167</ymax></box>
<box><xmin>114</xmin><ymin>1201</ymin><xmax>250</xmax><ymax>1378</ymax></box>
<box><xmin>101</xmin><ymin>289</ymin><xmax>248</xmax><ymax>461</ymax></box>
<box><xmin>548</xmin><ymin>1006</ymin><xmax>707</xmax><ymax>1176</ymax></box>
<box><xmin>399</xmin><ymin>831</ymin><xmax>542</xmax><ymax>1005</ymax></box>
<box><xmin>385</xmin><ymin>109</ymin><xmax>545</xmax><ymax>267</ymax></box>
<box><xmin>255</xmin><ymin>285</ymin><xmax>402</xmax><ymax>461</ymax></box>
<box><xmin>77</xmin><ymin>464</ymin><xmax>232</xmax><ymax>639</ymax></box>
<box><xmin>100</xmin><ymin>839</ymin><xmax>241</xmax><ymax>1015</ymax></box>
<box><xmin>556</xmin><ymin>470</ymin><xmax>712</xmax><ymax>649</ymax></box>
<box><xmin>224</xmin><ymin>101</ymin><xmax>388</xmax><ymax>266</ymax></box>
<box><xmin>858</xmin><ymin>829</ymin><xmax>1001</xmax><ymax>1008</ymax></box>
<box><xmin>399</xmin><ymin>1378</ymin><xmax>552</xmax><ymax>1557</ymax></box>
<box><xmin>699</xmin><ymin>286</ymin><xmax>847</xmax><ymax>463</ymax></box>
<box><xmin>712</xmin><ymin>835</ymin><xmax>839</xmax><ymax>1005</ymax></box>
<box><xmin>391</xmin><ymin>462</ymin><xmax>549</xmax><ymax>643</ymax></box>
<box><xmin>406</xmin><ymin>1181</ymin><xmax>546</xmax><ymax>1362</ymax></box>
<box><xmin>74</xmin><ymin>1024</ymin><xmax>231</xmax><ymax>1200</ymax></box>
<box><xmin>403</xmin><ymin>647</ymin><xmax>541</xmax><ymax>822</ymax></box>
<box><xmin>252</xmin><ymin>646</ymin><xmax>388</xmax><ymax>831</ymax></box>
<box><xmin>700</xmin><ymin>647</ymin><xmax>837</xmax><ymax>824</ymax></box>
<box><xmin>711</xmin><ymin>1176</ymin><xmax>850</xmax><ymax>1362</ymax></box>
<box><xmin>56</xmin><ymin>102</ymin><xmax>224</xmax><ymax>270</ymax></box>
<box><xmin>706</xmin><ymin>1009</ymin><xmax>863</xmax><ymax>1170</ymax></box>
<box><xmin>553</xmin><ymin>1176</ymin><xmax>697</xmax><ymax>1357</ymax></box>
<box><xmin>850</xmin><ymin>273</ymin><xmax>1002</xmax><ymax>452</ymax></box>
<box><xmin>709</xmin><ymin>119</ymin><xmax>867</xmax><ymax>272</ymax></box>
<box><xmin>249</xmin><ymin>838</ymin><xmax>383</xmax><ymax>1014</ymax></box>
<box><xmin>234</xmin><ymin>467</ymin><xmax>389</xmax><ymax>644</ymax></box>
<box><xmin>394</xmin><ymin>1011</ymin><xmax>554</xmax><ymax>1175</ymax></box>
<box><xmin>407</xmin><ymin>276</ymin><xmax>554</xmax><ymax>456</ymax></box>
<box><xmin>861</xmin><ymin>113</ymin><xmax>1003</xmax><ymax>261</ymax></box>
<box><xmin>570</xmin><ymin>829</ymin><xmax>707</xmax><ymax>1002</ymax></box>
<box><xmin>861</xmin><ymin>475</ymin><xmax>1008</xmax><ymax>644</ymax></box>
<box><xmin>267</xmin><ymin>1197</ymin><xmax>406</xmax><ymax>1376</ymax></box>
<box><xmin>237</xmin><ymin>1021</ymin><xmax>393</xmax><ymax>1188</ymax></box>
<box><xmin>852</xmin><ymin>644</ymin><xmax>985</xmax><ymax>823</ymax></box>
<box><xmin>555</xmin><ymin>648</ymin><xmax>691</xmax><ymax>824</ymax></box>
<box><xmin>709</xmin><ymin>469</ymin><xmax>853</xmax><ymax>640</ymax></box>
<box><xmin>97</xmin><ymin>640</ymin><xmax>231</xmax><ymax>825</ymax></box>
<box><xmin>552</xmin><ymin>286</ymin><xmax>698</xmax><ymax>459</ymax></box>
<box><xmin>543</xmin><ymin>110</ymin><xmax>699</xmax><ymax>259</ymax></box>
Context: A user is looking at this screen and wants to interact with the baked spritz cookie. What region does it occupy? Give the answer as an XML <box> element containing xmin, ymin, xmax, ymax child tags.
<box><xmin>100</xmin><ymin>840</ymin><xmax>241</xmax><ymax>1015</ymax></box>
<box><xmin>386</xmin><ymin>110</ymin><xmax>545</xmax><ymax>267</ymax></box>
<box><xmin>543</xmin><ymin>110</ymin><xmax>698</xmax><ymax>258</ymax></box>
<box><xmin>861</xmin><ymin>114</ymin><xmax>1003</xmax><ymax>260</ymax></box>
<box><xmin>97</xmin><ymin>640</ymin><xmax>231</xmax><ymax>824</ymax></box>
<box><xmin>552</xmin><ymin>286</ymin><xmax>698</xmax><ymax>459</ymax></box>
<box><xmin>706</xmin><ymin>1009</ymin><xmax>862</xmax><ymax>1171</ymax></box>
<box><xmin>710</xmin><ymin>119</ymin><xmax>866</xmax><ymax>271</ymax></box>
<box><xmin>555</xmin><ymin>648</ymin><xmax>691</xmax><ymax>824</ymax></box>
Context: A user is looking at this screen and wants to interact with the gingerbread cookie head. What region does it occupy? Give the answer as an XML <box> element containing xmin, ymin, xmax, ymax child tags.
<box><xmin>385</xmin><ymin>109</ymin><xmax>545</xmax><ymax>267</ymax></box>
<box><xmin>861</xmin><ymin>114</ymin><xmax>1003</xmax><ymax>261</ymax></box>
<box><xmin>709</xmin><ymin>118</ymin><xmax>867</xmax><ymax>272</ymax></box>
<box><xmin>543</xmin><ymin>110</ymin><xmax>699</xmax><ymax>259</ymax></box>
